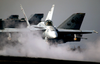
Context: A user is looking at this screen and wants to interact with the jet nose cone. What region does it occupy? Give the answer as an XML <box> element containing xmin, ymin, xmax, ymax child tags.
<box><xmin>52</xmin><ymin>34</ymin><xmax>57</xmax><ymax>38</ymax></box>
<box><xmin>51</xmin><ymin>31</ymin><xmax>58</xmax><ymax>38</ymax></box>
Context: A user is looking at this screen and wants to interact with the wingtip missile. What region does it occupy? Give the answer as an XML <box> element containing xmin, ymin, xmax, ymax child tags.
<box><xmin>93</xmin><ymin>30</ymin><xmax>98</xmax><ymax>34</ymax></box>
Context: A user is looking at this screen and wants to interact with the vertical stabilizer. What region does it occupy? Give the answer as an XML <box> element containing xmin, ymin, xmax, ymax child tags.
<box><xmin>45</xmin><ymin>4</ymin><xmax>55</xmax><ymax>21</ymax></box>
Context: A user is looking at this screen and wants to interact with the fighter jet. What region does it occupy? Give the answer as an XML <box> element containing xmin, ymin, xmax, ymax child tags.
<box><xmin>0</xmin><ymin>4</ymin><xmax>98</xmax><ymax>44</ymax></box>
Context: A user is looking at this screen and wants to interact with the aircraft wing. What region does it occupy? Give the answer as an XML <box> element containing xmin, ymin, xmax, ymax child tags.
<box><xmin>0</xmin><ymin>28</ymin><xmax>30</xmax><ymax>32</ymax></box>
<box><xmin>58</xmin><ymin>29</ymin><xmax>98</xmax><ymax>34</ymax></box>
<box><xmin>0</xmin><ymin>27</ymin><xmax>45</xmax><ymax>32</ymax></box>
<box><xmin>57</xmin><ymin>13</ymin><xmax>85</xmax><ymax>30</ymax></box>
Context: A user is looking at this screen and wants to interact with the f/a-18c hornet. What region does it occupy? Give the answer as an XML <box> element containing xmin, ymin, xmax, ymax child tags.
<box><xmin>0</xmin><ymin>4</ymin><xmax>98</xmax><ymax>44</ymax></box>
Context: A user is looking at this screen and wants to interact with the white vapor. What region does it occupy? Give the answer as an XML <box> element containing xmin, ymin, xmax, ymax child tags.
<box><xmin>0</xmin><ymin>29</ymin><xmax>100</xmax><ymax>63</ymax></box>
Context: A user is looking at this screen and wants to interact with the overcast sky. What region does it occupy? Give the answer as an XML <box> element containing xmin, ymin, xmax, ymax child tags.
<box><xmin>0</xmin><ymin>0</ymin><xmax>100</xmax><ymax>47</ymax></box>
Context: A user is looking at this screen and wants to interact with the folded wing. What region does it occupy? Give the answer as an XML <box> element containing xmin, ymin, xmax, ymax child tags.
<box><xmin>58</xmin><ymin>13</ymin><xmax>85</xmax><ymax>30</ymax></box>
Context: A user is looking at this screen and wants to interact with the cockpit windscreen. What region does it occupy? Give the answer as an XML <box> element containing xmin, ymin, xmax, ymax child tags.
<box><xmin>45</xmin><ymin>20</ymin><xmax>53</xmax><ymax>26</ymax></box>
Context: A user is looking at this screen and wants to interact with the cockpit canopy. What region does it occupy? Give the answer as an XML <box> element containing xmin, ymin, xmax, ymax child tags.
<box><xmin>45</xmin><ymin>20</ymin><xmax>53</xmax><ymax>26</ymax></box>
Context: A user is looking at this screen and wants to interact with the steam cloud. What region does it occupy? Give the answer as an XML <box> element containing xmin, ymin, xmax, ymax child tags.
<box><xmin>0</xmin><ymin>25</ymin><xmax>100</xmax><ymax>63</ymax></box>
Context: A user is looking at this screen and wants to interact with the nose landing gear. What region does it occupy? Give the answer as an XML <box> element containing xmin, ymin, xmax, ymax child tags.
<box><xmin>7</xmin><ymin>33</ymin><xmax>11</xmax><ymax>40</ymax></box>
